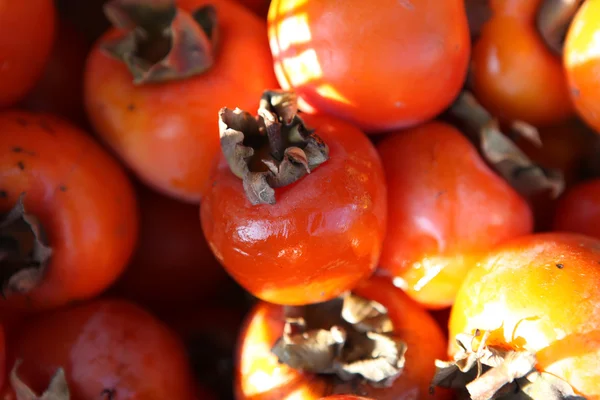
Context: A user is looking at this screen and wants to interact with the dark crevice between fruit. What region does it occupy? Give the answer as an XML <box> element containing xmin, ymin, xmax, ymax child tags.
<box><xmin>0</xmin><ymin>194</ymin><xmax>52</xmax><ymax>298</ymax></box>
<box><xmin>101</xmin><ymin>0</ymin><xmax>219</xmax><ymax>84</ymax></box>
<box><xmin>271</xmin><ymin>293</ymin><xmax>407</xmax><ymax>391</ymax></box>
<box><xmin>11</xmin><ymin>360</ymin><xmax>70</xmax><ymax>400</ymax></box>
<box><xmin>537</xmin><ymin>0</ymin><xmax>583</xmax><ymax>56</ymax></box>
<box><xmin>449</xmin><ymin>91</ymin><xmax>565</xmax><ymax>200</ymax></box>
<box><xmin>431</xmin><ymin>331</ymin><xmax>586</xmax><ymax>400</ymax></box>
<box><xmin>219</xmin><ymin>90</ymin><xmax>329</xmax><ymax>205</ymax></box>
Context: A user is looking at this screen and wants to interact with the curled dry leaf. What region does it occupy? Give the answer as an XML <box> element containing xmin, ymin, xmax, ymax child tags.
<box><xmin>450</xmin><ymin>92</ymin><xmax>565</xmax><ymax>199</ymax></box>
<box><xmin>219</xmin><ymin>90</ymin><xmax>330</xmax><ymax>205</ymax></box>
<box><xmin>537</xmin><ymin>0</ymin><xmax>584</xmax><ymax>55</ymax></box>
<box><xmin>0</xmin><ymin>194</ymin><xmax>52</xmax><ymax>298</ymax></box>
<box><xmin>11</xmin><ymin>360</ymin><xmax>70</xmax><ymax>400</ymax></box>
<box><xmin>431</xmin><ymin>331</ymin><xmax>586</xmax><ymax>400</ymax></box>
<box><xmin>271</xmin><ymin>294</ymin><xmax>407</xmax><ymax>388</ymax></box>
<box><xmin>101</xmin><ymin>0</ymin><xmax>219</xmax><ymax>84</ymax></box>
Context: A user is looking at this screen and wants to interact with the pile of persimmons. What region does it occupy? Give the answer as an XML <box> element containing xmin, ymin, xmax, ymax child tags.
<box><xmin>1</xmin><ymin>0</ymin><xmax>600</xmax><ymax>399</ymax></box>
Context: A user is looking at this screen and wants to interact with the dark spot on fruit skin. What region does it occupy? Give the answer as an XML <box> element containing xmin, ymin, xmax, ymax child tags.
<box><xmin>0</xmin><ymin>190</ymin><xmax>6</xmax><ymax>198</ymax></box>
<box><xmin>556</xmin><ymin>263</ymin><xmax>564</xmax><ymax>269</ymax></box>
<box><xmin>101</xmin><ymin>388</ymin><xmax>115</xmax><ymax>400</ymax></box>
<box><xmin>38</xmin><ymin>119</ymin><xmax>56</xmax><ymax>135</ymax></box>
<box><xmin>12</xmin><ymin>146</ymin><xmax>22</xmax><ymax>153</ymax></box>
<box><xmin>12</xmin><ymin>147</ymin><xmax>36</xmax><ymax>156</ymax></box>
<box><xmin>571</xmin><ymin>87</ymin><xmax>580</xmax><ymax>98</ymax></box>
<box><xmin>127</xmin><ymin>103</ymin><xmax>135</xmax><ymax>111</ymax></box>
<box><xmin>17</xmin><ymin>161</ymin><xmax>25</xmax><ymax>170</ymax></box>
<box><xmin>15</xmin><ymin>117</ymin><xmax>28</xmax><ymax>126</ymax></box>
<box><xmin>59</xmin><ymin>185</ymin><xmax>68</xmax><ymax>192</ymax></box>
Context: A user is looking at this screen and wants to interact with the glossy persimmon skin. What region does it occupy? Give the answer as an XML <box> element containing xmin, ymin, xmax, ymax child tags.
<box><xmin>553</xmin><ymin>179</ymin><xmax>600</xmax><ymax>239</ymax></box>
<box><xmin>111</xmin><ymin>184</ymin><xmax>227</xmax><ymax>315</ymax></box>
<box><xmin>0</xmin><ymin>0</ymin><xmax>56</xmax><ymax>109</ymax></box>
<box><xmin>450</xmin><ymin>233</ymin><xmax>600</xmax><ymax>399</ymax></box>
<box><xmin>4</xmin><ymin>299</ymin><xmax>199</xmax><ymax>400</ymax></box>
<box><xmin>201</xmin><ymin>114</ymin><xmax>387</xmax><ymax>306</ymax></box>
<box><xmin>472</xmin><ymin>0</ymin><xmax>573</xmax><ymax>126</ymax></box>
<box><xmin>235</xmin><ymin>276</ymin><xmax>452</xmax><ymax>400</ymax></box>
<box><xmin>0</xmin><ymin>111</ymin><xmax>138</xmax><ymax>311</ymax></box>
<box><xmin>267</xmin><ymin>0</ymin><xmax>470</xmax><ymax>133</ymax></box>
<box><xmin>564</xmin><ymin>0</ymin><xmax>600</xmax><ymax>135</ymax></box>
<box><xmin>84</xmin><ymin>0</ymin><xmax>278</xmax><ymax>203</ymax></box>
<box><xmin>376</xmin><ymin>122</ymin><xmax>533</xmax><ymax>309</ymax></box>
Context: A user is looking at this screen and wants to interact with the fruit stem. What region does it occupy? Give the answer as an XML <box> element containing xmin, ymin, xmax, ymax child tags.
<box><xmin>0</xmin><ymin>195</ymin><xmax>52</xmax><ymax>297</ymax></box>
<box><xmin>218</xmin><ymin>90</ymin><xmax>330</xmax><ymax>205</ymax></box>
<box><xmin>537</xmin><ymin>0</ymin><xmax>583</xmax><ymax>55</ymax></box>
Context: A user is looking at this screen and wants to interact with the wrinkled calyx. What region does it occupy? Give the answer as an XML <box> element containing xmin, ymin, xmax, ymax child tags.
<box><xmin>536</xmin><ymin>0</ymin><xmax>583</xmax><ymax>55</ymax></box>
<box><xmin>450</xmin><ymin>92</ymin><xmax>565</xmax><ymax>199</ymax></box>
<box><xmin>271</xmin><ymin>293</ymin><xmax>407</xmax><ymax>388</ymax></box>
<box><xmin>219</xmin><ymin>90</ymin><xmax>330</xmax><ymax>205</ymax></box>
<box><xmin>11</xmin><ymin>360</ymin><xmax>70</xmax><ymax>400</ymax></box>
<box><xmin>0</xmin><ymin>195</ymin><xmax>52</xmax><ymax>298</ymax></box>
<box><xmin>102</xmin><ymin>0</ymin><xmax>219</xmax><ymax>84</ymax></box>
<box><xmin>431</xmin><ymin>331</ymin><xmax>586</xmax><ymax>400</ymax></box>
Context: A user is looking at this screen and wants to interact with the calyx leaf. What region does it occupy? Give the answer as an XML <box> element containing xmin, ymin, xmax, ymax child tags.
<box><xmin>219</xmin><ymin>90</ymin><xmax>330</xmax><ymax>205</ymax></box>
<box><xmin>102</xmin><ymin>0</ymin><xmax>218</xmax><ymax>84</ymax></box>
<box><xmin>0</xmin><ymin>194</ymin><xmax>52</xmax><ymax>297</ymax></box>
<box><xmin>271</xmin><ymin>294</ymin><xmax>407</xmax><ymax>388</ymax></box>
<box><xmin>431</xmin><ymin>331</ymin><xmax>587</xmax><ymax>400</ymax></box>
<box><xmin>11</xmin><ymin>360</ymin><xmax>70</xmax><ymax>400</ymax></box>
<box><xmin>450</xmin><ymin>92</ymin><xmax>565</xmax><ymax>199</ymax></box>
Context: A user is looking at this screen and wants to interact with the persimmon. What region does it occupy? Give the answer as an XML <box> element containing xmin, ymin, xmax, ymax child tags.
<box><xmin>319</xmin><ymin>396</ymin><xmax>373</xmax><ymax>400</ymax></box>
<box><xmin>21</xmin><ymin>20</ymin><xmax>90</xmax><ymax>127</ymax></box>
<box><xmin>376</xmin><ymin>122</ymin><xmax>533</xmax><ymax>309</ymax></box>
<box><xmin>267</xmin><ymin>0</ymin><xmax>470</xmax><ymax>133</ymax></box>
<box><xmin>438</xmin><ymin>233</ymin><xmax>600</xmax><ymax>399</ymax></box>
<box><xmin>0</xmin><ymin>0</ymin><xmax>56</xmax><ymax>109</ymax></box>
<box><xmin>84</xmin><ymin>0</ymin><xmax>278</xmax><ymax>203</ymax></box>
<box><xmin>564</xmin><ymin>0</ymin><xmax>600</xmax><ymax>135</ymax></box>
<box><xmin>4</xmin><ymin>299</ymin><xmax>200</xmax><ymax>400</ymax></box>
<box><xmin>553</xmin><ymin>179</ymin><xmax>600</xmax><ymax>239</ymax></box>
<box><xmin>111</xmin><ymin>184</ymin><xmax>227</xmax><ymax>315</ymax></box>
<box><xmin>236</xmin><ymin>276</ymin><xmax>452</xmax><ymax>400</ymax></box>
<box><xmin>200</xmin><ymin>90</ymin><xmax>387</xmax><ymax>305</ymax></box>
<box><xmin>0</xmin><ymin>111</ymin><xmax>138</xmax><ymax>311</ymax></box>
<box><xmin>471</xmin><ymin>0</ymin><xmax>573</xmax><ymax>126</ymax></box>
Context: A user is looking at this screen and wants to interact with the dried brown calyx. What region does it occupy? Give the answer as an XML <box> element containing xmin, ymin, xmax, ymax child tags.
<box><xmin>450</xmin><ymin>91</ymin><xmax>565</xmax><ymax>200</ymax></box>
<box><xmin>0</xmin><ymin>195</ymin><xmax>52</xmax><ymax>298</ymax></box>
<box><xmin>271</xmin><ymin>293</ymin><xmax>407</xmax><ymax>389</ymax></box>
<box><xmin>219</xmin><ymin>90</ymin><xmax>329</xmax><ymax>205</ymax></box>
<box><xmin>536</xmin><ymin>0</ymin><xmax>584</xmax><ymax>55</ymax></box>
<box><xmin>11</xmin><ymin>360</ymin><xmax>70</xmax><ymax>400</ymax></box>
<box><xmin>101</xmin><ymin>0</ymin><xmax>219</xmax><ymax>84</ymax></box>
<box><xmin>431</xmin><ymin>331</ymin><xmax>586</xmax><ymax>400</ymax></box>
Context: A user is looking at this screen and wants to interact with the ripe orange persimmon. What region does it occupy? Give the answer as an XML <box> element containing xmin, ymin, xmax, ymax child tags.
<box><xmin>449</xmin><ymin>233</ymin><xmax>600</xmax><ymax>398</ymax></box>
<box><xmin>267</xmin><ymin>0</ymin><xmax>470</xmax><ymax>133</ymax></box>
<box><xmin>4</xmin><ymin>299</ymin><xmax>200</xmax><ymax>400</ymax></box>
<box><xmin>553</xmin><ymin>179</ymin><xmax>600</xmax><ymax>239</ymax></box>
<box><xmin>111</xmin><ymin>184</ymin><xmax>227</xmax><ymax>315</ymax></box>
<box><xmin>84</xmin><ymin>0</ymin><xmax>278</xmax><ymax>203</ymax></box>
<box><xmin>0</xmin><ymin>0</ymin><xmax>56</xmax><ymax>109</ymax></box>
<box><xmin>201</xmin><ymin>91</ymin><xmax>387</xmax><ymax>305</ymax></box>
<box><xmin>564</xmin><ymin>0</ymin><xmax>600</xmax><ymax>135</ymax></box>
<box><xmin>376</xmin><ymin>122</ymin><xmax>533</xmax><ymax>309</ymax></box>
<box><xmin>471</xmin><ymin>0</ymin><xmax>573</xmax><ymax>126</ymax></box>
<box><xmin>0</xmin><ymin>111</ymin><xmax>138</xmax><ymax>311</ymax></box>
<box><xmin>236</xmin><ymin>277</ymin><xmax>452</xmax><ymax>400</ymax></box>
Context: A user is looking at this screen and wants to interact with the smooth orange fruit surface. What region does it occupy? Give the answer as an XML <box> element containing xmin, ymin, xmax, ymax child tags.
<box><xmin>267</xmin><ymin>0</ymin><xmax>470</xmax><ymax>133</ymax></box>
<box><xmin>450</xmin><ymin>233</ymin><xmax>600</xmax><ymax>399</ymax></box>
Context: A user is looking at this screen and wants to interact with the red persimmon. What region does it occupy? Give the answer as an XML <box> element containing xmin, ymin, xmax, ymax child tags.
<box><xmin>111</xmin><ymin>184</ymin><xmax>227</xmax><ymax>315</ymax></box>
<box><xmin>4</xmin><ymin>299</ymin><xmax>201</xmax><ymax>400</ymax></box>
<box><xmin>0</xmin><ymin>111</ymin><xmax>138</xmax><ymax>311</ymax></box>
<box><xmin>235</xmin><ymin>276</ymin><xmax>452</xmax><ymax>400</ymax></box>
<box><xmin>564</xmin><ymin>0</ymin><xmax>600</xmax><ymax>135</ymax></box>
<box><xmin>0</xmin><ymin>0</ymin><xmax>56</xmax><ymax>109</ymax></box>
<box><xmin>267</xmin><ymin>0</ymin><xmax>470</xmax><ymax>133</ymax></box>
<box><xmin>84</xmin><ymin>0</ymin><xmax>278</xmax><ymax>203</ymax></box>
<box><xmin>200</xmin><ymin>91</ymin><xmax>387</xmax><ymax>305</ymax></box>
<box><xmin>471</xmin><ymin>0</ymin><xmax>573</xmax><ymax>126</ymax></box>
<box><xmin>553</xmin><ymin>179</ymin><xmax>600</xmax><ymax>239</ymax></box>
<box><xmin>446</xmin><ymin>233</ymin><xmax>600</xmax><ymax>399</ymax></box>
<box><xmin>376</xmin><ymin>122</ymin><xmax>533</xmax><ymax>309</ymax></box>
